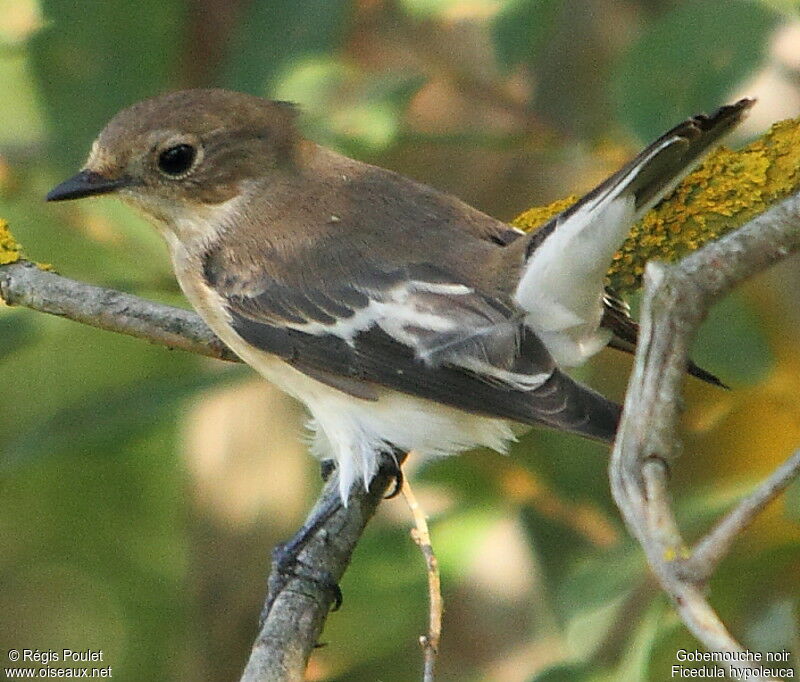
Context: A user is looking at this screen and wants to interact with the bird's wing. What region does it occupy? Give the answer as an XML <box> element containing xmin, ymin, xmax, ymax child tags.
<box><xmin>203</xmin><ymin>251</ymin><xmax>620</xmax><ymax>442</ymax></box>
<box><xmin>513</xmin><ymin>99</ymin><xmax>754</xmax><ymax>368</ymax></box>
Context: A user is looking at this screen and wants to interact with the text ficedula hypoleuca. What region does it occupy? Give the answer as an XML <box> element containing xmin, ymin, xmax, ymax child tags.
<box><xmin>47</xmin><ymin>89</ymin><xmax>752</xmax><ymax>500</ymax></box>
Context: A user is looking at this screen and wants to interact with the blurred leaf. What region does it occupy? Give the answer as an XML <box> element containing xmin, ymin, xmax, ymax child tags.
<box><xmin>528</xmin><ymin>662</ymin><xmax>593</xmax><ymax>682</ymax></box>
<box><xmin>28</xmin><ymin>0</ymin><xmax>185</xmax><ymax>170</ymax></box>
<box><xmin>692</xmin><ymin>293</ymin><xmax>773</xmax><ymax>386</ymax></box>
<box><xmin>223</xmin><ymin>0</ymin><xmax>351</xmax><ymax>95</ymax></box>
<box><xmin>0</xmin><ymin>51</ymin><xmax>46</xmax><ymax>147</ymax></box>
<box><xmin>565</xmin><ymin>594</ymin><xmax>629</xmax><ymax>663</ymax></box>
<box><xmin>274</xmin><ymin>57</ymin><xmax>424</xmax><ymax>153</ymax></box>
<box><xmin>417</xmin><ymin>449</ymin><xmax>504</xmax><ymax>507</ymax></box>
<box><xmin>400</xmin><ymin>0</ymin><xmax>504</xmax><ymax>18</ymax></box>
<box><xmin>558</xmin><ymin>549</ymin><xmax>642</xmax><ymax>619</ymax></box>
<box><xmin>517</xmin><ymin>429</ymin><xmax>614</xmax><ymax>507</ymax></box>
<box><xmin>744</xmin><ymin>597</ymin><xmax>798</xmax><ymax>655</ymax></box>
<box><xmin>613</xmin><ymin>599</ymin><xmax>668</xmax><ymax>682</ymax></box>
<box><xmin>492</xmin><ymin>0</ymin><xmax>561</xmax><ymax>70</ymax></box>
<box><xmin>0</xmin><ymin>0</ymin><xmax>44</xmax><ymax>46</ymax></box>
<box><xmin>0</xmin><ymin>311</ymin><xmax>37</xmax><ymax>360</ymax></box>
<box><xmin>612</xmin><ymin>0</ymin><xmax>779</xmax><ymax>141</ymax></box>
<box><xmin>521</xmin><ymin>502</ymin><xmax>609</xmax><ymax>613</ymax></box>
<box><xmin>1</xmin><ymin>370</ymin><xmax>237</xmax><ymax>468</ymax></box>
<box><xmin>0</xmin><ymin>420</ymin><xmax>189</xmax><ymax>681</ymax></box>
<box><xmin>758</xmin><ymin>0</ymin><xmax>800</xmax><ymax>16</ymax></box>
<box><xmin>431</xmin><ymin>506</ymin><xmax>502</xmax><ymax>578</ymax></box>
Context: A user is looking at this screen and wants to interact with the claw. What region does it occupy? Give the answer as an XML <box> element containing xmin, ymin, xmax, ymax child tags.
<box><xmin>380</xmin><ymin>450</ymin><xmax>405</xmax><ymax>499</ymax></box>
<box><xmin>319</xmin><ymin>459</ymin><xmax>336</xmax><ymax>482</ymax></box>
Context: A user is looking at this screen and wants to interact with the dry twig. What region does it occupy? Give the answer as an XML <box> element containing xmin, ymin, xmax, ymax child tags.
<box><xmin>402</xmin><ymin>471</ymin><xmax>443</xmax><ymax>682</ymax></box>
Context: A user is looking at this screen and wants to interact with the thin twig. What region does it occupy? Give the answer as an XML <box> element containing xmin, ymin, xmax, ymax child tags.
<box><xmin>402</xmin><ymin>471</ymin><xmax>443</xmax><ymax>682</ymax></box>
<box><xmin>690</xmin><ymin>448</ymin><xmax>800</xmax><ymax>580</ymax></box>
<box><xmin>611</xmin><ymin>191</ymin><xmax>800</xmax><ymax>681</ymax></box>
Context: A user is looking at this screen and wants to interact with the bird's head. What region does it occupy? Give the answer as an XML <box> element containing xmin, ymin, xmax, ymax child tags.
<box><xmin>47</xmin><ymin>89</ymin><xmax>300</xmax><ymax>231</ymax></box>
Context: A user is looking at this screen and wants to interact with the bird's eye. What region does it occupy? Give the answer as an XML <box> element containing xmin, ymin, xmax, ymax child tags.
<box><xmin>157</xmin><ymin>144</ymin><xmax>197</xmax><ymax>177</ymax></box>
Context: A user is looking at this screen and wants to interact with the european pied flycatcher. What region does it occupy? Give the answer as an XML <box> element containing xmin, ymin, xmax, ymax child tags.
<box><xmin>47</xmin><ymin>90</ymin><xmax>751</xmax><ymax>501</ymax></box>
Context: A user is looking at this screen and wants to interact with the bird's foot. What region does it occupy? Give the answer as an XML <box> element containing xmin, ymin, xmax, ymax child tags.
<box><xmin>261</xmin><ymin>552</ymin><xmax>342</xmax><ymax>624</ymax></box>
<box><xmin>379</xmin><ymin>450</ymin><xmax>405</xmax><ymax>499</ymax></box>
<box><xmin>260</xmin><ymin>495</ymin><xmax>343</xmax><ymax>625</ymax></box>
<box><xmin>319</xmin><ymin>458</ymin><xmax>336</xmax><ymax>482</ymax></box>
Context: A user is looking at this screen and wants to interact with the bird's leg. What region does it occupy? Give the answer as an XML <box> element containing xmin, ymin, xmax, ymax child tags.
<box><xmin>320</xmin><ymin>450</ymin><xmax>403</xmax><ymax>495</ymax></box>
<box><xmin>261</xmin><ymin>494</ymin><xmax>343</xmax><ymax>623</ymax></box>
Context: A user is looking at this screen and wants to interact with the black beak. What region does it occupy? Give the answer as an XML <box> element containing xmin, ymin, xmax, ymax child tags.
<box><xmin>46</xmin><ymin>169</ymin><xmax>129</xmax><ymax>202</ymax></box>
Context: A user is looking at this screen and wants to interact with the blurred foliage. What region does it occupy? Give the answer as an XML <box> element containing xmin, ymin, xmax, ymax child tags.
<box><xmin>493</xmin><ymin>0</ymin><xmax>561</xmax><ymax>71</ymax></box>
<box><xmin>1</xmin><ymin>0</ymin><xmax>799</xmax><ymax>681</ymax></box>
<box><xmin>223</xmin><ymin>0</ymin><xmax>351</xmax><ymax>94</ymax></box>
<box><xmin>612</xmin><ymin>0</ymin><xmax>780</xmax><ymax>141</ymax></box>
<box><xmin>28</xmin><ymin>0</ymin><xmax>186</xmax><ymax>171</ymax></box>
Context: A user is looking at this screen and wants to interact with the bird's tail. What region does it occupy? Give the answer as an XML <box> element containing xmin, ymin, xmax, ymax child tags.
<box><xmin>523</xmin><ymin>367</ymin><xmax>622</xmax><ymax>444</ymax></box>
<box><xmin>511</xmin><ymin>99</ymin><xmax>754</xmax><ymax>368</ymax></box>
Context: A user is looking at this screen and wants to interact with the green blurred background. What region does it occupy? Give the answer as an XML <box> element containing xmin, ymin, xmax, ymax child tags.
<box><xmin>1</xmin><ymin>1</ymin><xmax>799</xmax><ymax>680</ymax></box>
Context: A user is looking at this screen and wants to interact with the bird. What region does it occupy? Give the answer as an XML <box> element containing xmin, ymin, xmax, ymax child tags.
<box><xmin>46</xmin><ymin>89</ymin><xmax>752</xmax><ymax>505</ymax></box>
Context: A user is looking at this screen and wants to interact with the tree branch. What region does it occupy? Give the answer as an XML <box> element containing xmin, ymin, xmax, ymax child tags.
<box><xmin>610</xmin><ymin>191</ymin><xmax>800</xmax><ymax>681</ymax></box>
<box><xmin>0</xmin><ymin>260</ymin><xmax>238</xmax><ymax>362</ymax></box>
<box><xmin>240</xmin><ymin>469</ymin><xmax>397</xmax><ymax>682</ymax></box>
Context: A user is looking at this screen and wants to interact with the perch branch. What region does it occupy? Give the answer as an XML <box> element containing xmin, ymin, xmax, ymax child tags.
<box><xmin>0</xmin><ymin>260</ymin><xmax>238</xmax><ymax>362</ymax></box>
<box><xmin>611</xmin><ymin>191</ymin><xmax>800</xmax><ymax>681</ymax></box>
<box><xmin>240</xmin><ymin>468</ymin><xmax>400</xmax><ymax>682</ymax></box>
<box><xmin>402</xmin><ymin>472</ymin><xmax>443</xmax><ymax>682</ymax></box>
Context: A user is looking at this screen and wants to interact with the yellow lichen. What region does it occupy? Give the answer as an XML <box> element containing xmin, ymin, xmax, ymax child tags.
<box><xmin>512</xmin><ymin>195</ymin><xmax>579</xmax><ymax>232</ymax></box>
<box><xmin>0</xmin><ymin>218</ymin><xmax>22</xmax><ymax>266</ymax></box>
<box><xmin>662</xmin><ymin>545</ymin><xmax>692</xmax><ymax>562</ymax></box>
<box><xmin>512</xmin><ymin>117</ymin><xmax>800</xmax><ymax>294</ymax></box>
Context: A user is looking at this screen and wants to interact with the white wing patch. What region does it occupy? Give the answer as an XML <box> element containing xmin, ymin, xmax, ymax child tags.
<box><xmin>514</xmin><ymin>136</ymin><xmax>680</xmax><ymax>367</ymax></box>
<box><xmin>282</xmin><ymin>279</ymin><xmax>551</xmax><ymax>392</ymax></box>
<box><xmin>279</xmin><ymin>280</ymin><xmax>468</xmax><ymax>340</ymax></box>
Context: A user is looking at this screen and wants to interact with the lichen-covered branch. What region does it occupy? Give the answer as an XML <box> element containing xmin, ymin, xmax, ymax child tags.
<box><xmin>610</xmin><ymin>191</ymin><xmax>800</xmax><ymax>681</ymax></box>
<box><xmin>0</xmin><ymin>219</ymin><xmax>22</xmax><ymax>265</ymax></box>
<box><xmin>513</xmin><ymin>116</ymin><xmax>800</xmax><ymax>293</ymax></box>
